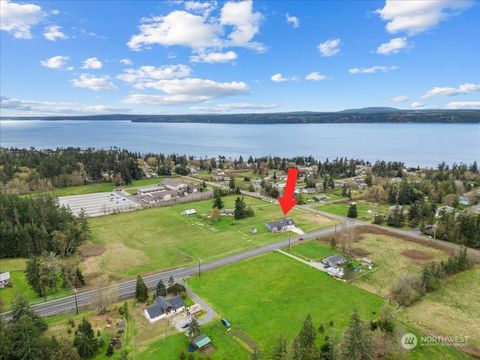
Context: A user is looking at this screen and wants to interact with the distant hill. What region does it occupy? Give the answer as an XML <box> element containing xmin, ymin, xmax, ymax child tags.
<box><xmin>3</xmin><ymin>109</ymin><xmax>480</xmax><ymax>123</ymax></box>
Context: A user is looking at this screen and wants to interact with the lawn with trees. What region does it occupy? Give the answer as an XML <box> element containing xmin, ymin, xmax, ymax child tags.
<box><xmin>86</xmin><ymin>196</ymin><xmax>333</xmax><ymax>277</ymax></box>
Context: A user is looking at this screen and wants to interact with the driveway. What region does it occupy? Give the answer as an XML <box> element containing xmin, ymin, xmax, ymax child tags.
<box><xmin>179</xmin><ymin>280</ymin><xmax>217</xmax><ymax>326</ymax></box>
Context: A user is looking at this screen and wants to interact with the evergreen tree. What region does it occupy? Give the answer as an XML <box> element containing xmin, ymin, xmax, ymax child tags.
<box><xmin>135</xmin><ymin>275</ymin><xmax>148</xmax><ymax>302</ymax></box>
<box><xmin>212</xmin><ymin>189</ymin><xmax>224</xmax><ymax>209</ymax></box>
<box><xmin>251</xmin><ymin>347</ymin><xmax>262</xmax><ymax>360</ymax></box>
<box><xmin>229</xmin><ymin>177</ymin><xmax>236</xmax><ymax>189</ymax></box>
<box><xmin>168</xmin><ymin>275</ymin><xmax>175</xmax><ymax>289</ymax></box>
<box><xmin>187</xmin><ymin>318</ymin><xmax>200</xmax><ymax>342</ymax></box>
<box><xmin>25</xmin><ymin>257</ymin><xmax>43</xmax><ymax>297</ymax></box>
<box><xmin>340</xmin><ymin>310</ymin><xmax>373</xmax><ymax>360</ymax></box>
<box><xmin>234</xmin><ymin>197</ymin><xmax>248</xmax><ymax>220</ymax></box>
<box><xmin>271</xmin><ymin>335</ymin><xmax>288</xmax><ymax>360</ymax></box>
<box><xmin>76</xmin><ymin>268</ymin><xmax>86</xmax><ymax>286</ymax></box>
<box><xmin>298</xmin><ymin>314</ymin><xmax>316</xmax><ymax>358</ymax></box>
<box><xmin>347</xmin><ymin>203</ymin><xmax>358</xmax><ymax>218</ymax></box>
<box><xmin>155</xmin><ymin>279</ymin><xmax>167</xmax><ymax>297</ymax></box>
<box><xmin>73</xmin><ymin>318</ymin><xmax>99</xmax><ymax>359</ymax></box>
<box><xmin>106</xmin><ymin>339</ymin><xmax>114</xmax><ymax>356</ymax></box>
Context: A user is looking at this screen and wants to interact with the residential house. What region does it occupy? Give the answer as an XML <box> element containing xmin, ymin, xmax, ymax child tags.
<box><xmin>265</xmin><ymin>219</ymin><xmax>295</xmax><ymax>232</ymax></box>
<box><xmin>0</xmin><ymin>272</ymin><xmax>11</xmax><ymax>288</ymax></box>
<box><xmin>138</xmin><ymin>190</ymin><xmax>179</xmax><ymax>204</ymax></box>
<box><xmin>322</xmin><ymin>254</ymin><xmax>346</xmax><ymax>267</ymax></box>
<box><xmin>162</xmin><ymin>178</ymin><xmax>188</xmax><ymax>192</ymax></box>
<box><xmin>327</xmin><ymin>266</ymin><xmax>344</xmax><ymax>278</ymax></box>
<box><xmin>144</xmin><ymin>295</ymin><xmax>185</xmax><ymax>323</ymax></box>
<box><xmin>313</xmin><ymin>195</ymin><xmax>328</xmax><ymax>202</ymax></box>
<box><xmin>302</xmin><ymin>188</ymin><xmax>317</xmax><ymax>194</ymax></box>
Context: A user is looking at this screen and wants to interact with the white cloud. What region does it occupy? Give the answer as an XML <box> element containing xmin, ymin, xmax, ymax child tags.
<box><xmin>120</xmin><ymin>58</ymin><xmax>133</xmax><ymax>66</ymax></box>
<box><xmin>0</xmin><ymin>0</ymin><xmax>45</xmax><ymax>39</ymax></box>
<box><xmin>40</xmin><ymin>55</ymin><xmax>69</xmax><ymax>69</ymax></box>
<box><xmin>376</xmin><ymin>0</ymin><xmax>473</xmax><ymax>36</ymax></box>
<box><xmin>43</xmin><ymin>25</ymin><xmax>68</xmax><ymax>41</ymax></box>
<box><xmin>122</xmin><ymin>78</ymin><xmax>248</xmax><ymax>105</ymax></box>
<box><xmin>128</xmin><ymin>1</ymin><xmax>264</xmax><ymax>53</ymax></box>
<box><xmin>446</xmin><ymin>101</ymin><xmax>480</xmax><ymax>109</ymax></box>
<box><xmin>127</xmin><ymin>10</ymin><xmax>222</xmax><ymax>51</ymax></box>
<box><xmin>0</xmin><ymin>96</ymin><xmax>129</xmax><ymax>115</ymax></box>
<box><xmin>71</xmin><ymin>74</ymin><xmax>116</xmax><ymax>91</ymax></box>
<box><xmin>184</xmin><ymin>1</ymin><xmax>217</xmax><ymax>17</ymax></box>
<box><xmin>118</xmin><ymin>64</ymin><xmax>191</xmax><ymax>83</ymax></box>
<box><xmin>190</xmin><ymin>51</ymin><xmax>237</xmax><ymax>63</ymax></box>
<box><xmin>410</xmin><ymin>101</ymin><xmax>425</xmax><ymax>109</ymax></box>
<box><xmin>220</xmin><ymin>0</ymin><xmax>264</xmax><ymax>52</ymax></box>
<box><xmin>305</xmin><ymin>72</ymin><xmax>327</xmax><ymax>81</ymax></box>
<box><xmin>348</xmin><ymin>65</ymin><xmax>397</xmax><ymax>74</ymax></box>
<box><xmin>391</xmin><ymin>95</ymin><xmax>409</xmax><ymax>103</ymax></box>
<box><xmin>318</xmin><ymin>38</ymin><xmax>341</xmax><ymax>57</ymax></box>
<box><xmin>270</xmin><ymin>73</ymin><xmax>296</xmax><ymax>83</ymax></box>
<box><xmin>82</xmin><ymin>57</ymin><xmax>103</xmax><ymax>70</ymax></box>
<box><xmin>422</xmin><ymin>83</ymin><xmax>480</xmax><ymax>99</ymax></box>
<box><xmin>286</xmin><ymin>13</ymin><xmax>299</xmax><ymax>28</ymax></box>
<box><xmin>190</xmin><ymin>102</ymin><xmax>279</xmax><ymax>112</ymax></box>
<box><xmin>376</xmin><ymin>37</ymin><xmax>410</xmax><ymax>55</ymax></box>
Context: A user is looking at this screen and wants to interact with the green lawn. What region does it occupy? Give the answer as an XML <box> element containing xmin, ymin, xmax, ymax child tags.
<box><xmin>0</xmin><ymin>258</ymin><xmax>72</xmax><ymax>311</ymax></box>
<box><xmin>87</xmin><ymin>196</ymin><xmax>334</xmax><ymax>277</ymax></box>
<box><xmin>289</xmin><ymin>240</ymin><xmax>339</xmax><ymax>261</ymax></box>
<box><xmin>137</xmin><ymin>322</ymin><xmax>249</xmax><ymax>360</ymax></box>
<box><xmin>187</xmin><ymin>252</ymin><xmax>384</xmax><ymax>357</ymax></box>
<box><xmin>315</xmin><ymin>201</ymin><xmax>390</xmax><ymax>222</ymax></box>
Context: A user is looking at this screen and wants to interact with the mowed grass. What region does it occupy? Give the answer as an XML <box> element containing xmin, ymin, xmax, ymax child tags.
<box><xmin>0</xmin><ymin>258</ymin><xmax>71</xmax><ymax>311</ymax></box>
<box><xmin>353</xmin><ymin>233</ymin><xmax>449</xmax><ymax>297</ymax></box>
<box><xmin>187</xmin><ymin>252</ymin><xmax>385</xmax><ymax>358</ymax></box>
<box><xmin>289</xmin><ymin>240</ymin><xmax>339</xmax><ymax>261</ymax></box>
<box><xmin>401</xmin><ymin>265</ymin><xmax>480</xmax><ymax>351</ymax></box>
<box><xmin>87</xmin><ymin>196</ymin><xmax>334</xmax><ymax>277</ymax></box>
<box><xmin>137</xmin><ymin>322</ymin><xmax>249</xmax><ymax>360</ymax></box>
<box><xmin>315</xmin><ymin>201</ymin><xmax>390</xmax><ymax>222</ymax></box>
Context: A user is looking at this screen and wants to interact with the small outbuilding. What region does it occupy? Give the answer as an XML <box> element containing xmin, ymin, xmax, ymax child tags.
<box><xmin>181</xmin><ymin>209</ymin><xmax>197</xmax><ymax>216</ymax></box>
<box><xmin>193</xmin><ymin>334</ymin><xmax>212</xmax><ymax>350</ymax></box>
<box><xmin>0</xmin><ymin>272</ymin><xmax>11</xmax><ymax>288</ymax></box>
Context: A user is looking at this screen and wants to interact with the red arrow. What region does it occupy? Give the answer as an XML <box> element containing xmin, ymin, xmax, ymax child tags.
<box><xmin>278</xmin><ymin>168</ymin><xmax>299</xmax><ymax>215</ymax></box>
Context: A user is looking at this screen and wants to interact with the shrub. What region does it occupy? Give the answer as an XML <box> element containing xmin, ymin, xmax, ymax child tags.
<box><xmin>391</xmin><ymin>274</ymin><xmax>423</xmax><ymax>306</ymax></box>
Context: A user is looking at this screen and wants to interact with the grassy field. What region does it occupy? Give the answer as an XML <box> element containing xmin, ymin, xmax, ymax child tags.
<box><xmin>353</xmin><ymin>233</ymin><xmax>449</xmax><ymax>297</ymax></box>
<box><xmin>187</xmin><ymin>252</ymin><xmax>384</xmax><ymax>357</ymax></box>
<box><xmin>0</xmin><ymin>258</ymin><xmax>72</xmax><ymax>311</ymax></box>
<box><xmin>86</xmin><ymin>196</ymin><xmax>334</xmax><ymax>278</ymax></box>
<box><xmin>288</xmin><ymin>240</ymin><xmax>339</xmax><ymax>261</ymax></box>
<box><xmin>314</xmin><ymin>201</ymin><xmax>390</xmax><ymax>222</ymax></box>
<box><xmin>400</xmin><ymin>265</ymin><xmax>480</xmax><ymax>353</ymax></box>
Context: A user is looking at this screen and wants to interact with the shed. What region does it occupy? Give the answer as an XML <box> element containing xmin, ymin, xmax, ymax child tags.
<box><xmin>0</xmin><ymin>272</ymin><xmax>11</xmax><ymax>288</ymax></box>
<box><xmin>193</xmin><ymin>334</ymin><xmax>212</xmax><ymax>349</ymax></box>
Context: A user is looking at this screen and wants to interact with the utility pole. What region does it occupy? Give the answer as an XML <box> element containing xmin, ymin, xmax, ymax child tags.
<box><xmin>288</xmin><ymin>234</ymin><xmax>291</xmax><ymax>251</ymax></box>
<box><xmin>73</xmin><ymin>287</ymin><xmax>79</xmax><ymax>315</ymax></box>
<box><xmin>198</xmin><ymin>258</ymin><xmax>201</xmax><ymax>277</ymax></box>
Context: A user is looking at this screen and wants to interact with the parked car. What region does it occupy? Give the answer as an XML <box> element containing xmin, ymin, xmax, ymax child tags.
<box><xmin>221</xmin><ymin>318</ymin><xmax>231</xmax><ymax>328</ymax></box>
<box><xmin>298</xmin><ymin>236</ymin><xmax>304</xmax><ymax>241</ymax></box>
<box><xmin>181</xmin><ymin>322</ymin><xmax>190</xmax><ymax>329</ymax></box>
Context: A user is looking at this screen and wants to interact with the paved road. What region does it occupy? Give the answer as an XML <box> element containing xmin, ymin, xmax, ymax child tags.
<box><xmin>8</xmin><ymin>224</ymin><xmax>344</xmax><ymax>318</ymax></box>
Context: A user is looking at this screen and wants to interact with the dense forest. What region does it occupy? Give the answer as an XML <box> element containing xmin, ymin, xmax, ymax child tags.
<box><xmin>3</xmin><ymin>109</ymin><xmax>480</xmax><ymax>123</ymax></box>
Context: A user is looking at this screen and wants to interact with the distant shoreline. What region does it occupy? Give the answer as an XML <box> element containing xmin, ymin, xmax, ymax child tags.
<box><xmin>2</xmin><ymin>109</ymin><xmax>480</xmax><ymax>124</ymax></box>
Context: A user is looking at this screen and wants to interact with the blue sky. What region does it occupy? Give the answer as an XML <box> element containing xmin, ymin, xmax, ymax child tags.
<box><xmin>1</xmin><ymin>0</ymin><xmax>479</xmax><ymax>116</ymax></box>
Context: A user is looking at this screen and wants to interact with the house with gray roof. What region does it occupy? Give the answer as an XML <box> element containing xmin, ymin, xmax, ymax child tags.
<box><xmin>265</xmin><ymin>218</ymin><xmax>295</xmax><ymax>232</ymax></box>
<box><xmin>144</xmin><ymin>295</ymin><xmax>185</xmax><ymax>323</ymax></box>
<box><xmin>162</xmin><ymin>178</ymin><xmax>188</xmax><ymax>191</ymax></box>
<box><xmin>322</xmin><ymin>254</ymin><xmax>346</xmax><ymax>267</ymax></box>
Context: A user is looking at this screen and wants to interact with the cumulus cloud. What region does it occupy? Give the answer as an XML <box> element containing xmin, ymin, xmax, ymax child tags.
<box><xmin>391</xmin><ymin>95</ymin><xmax>409</xmax><ymax>103</ymax></box>
<box><xmin>190</xmin><ymin>50</ymin><xmax>237</xmax><ymax>63</ymax></box>
<box><xmin>286</xmin><ymin>13</ymin><xmax>300</xmax><ymax>28</ymax></box>
<box><xmin>190</xmin><ymin>102</ymin><xmax>278</xmax><ymax>112</ymax></box>
<box><xmin>318</xmin><ymin>38</ymin><xmax>341</xmax><ymax>57</ymax></box>
<box><xmin>122</xmin><ymin>78</ymin><xmax>248</xmax><ymax>105</ymax></box>
<box><xmin>127</xmin><ymin>0</ymin><xmax>264</xmax><ymax>53</ymax></box>
<box><xmin>120</xmin><ymin>58</ymin><xmax>133</xmax><ymax>66</ymax></box>
<box><xmin>184</xmin><ymin>1</ymin><xmax>217</xmax><ymax>17</ymax></box>
<box><xmin>117</xmin><ymin>64</ymin><xmax>191</xmax><ymax>83</ymax></box>
<box><xmin>348</xmin><ymin>65</ymin><xmax>397</xmax><ymax>74</ymax></box>
<box><xmin>43</xmin><ymin>25</ymin><xmax>68</xmax><ymax>41</ymax></box>
<box><xmin>40</xmin><ymin>55</ymin><xmax>69</xmax><ymax>69</ymax></box>
<box><xmin>0</xmin><ymin>96</ymin><xmax>129</xmax><ymax>115</ymax></box>
<box><xmin>376</xmin><ymin>0</ymin><xmax>473</xmax><ymax>35</ymax></box>
<box><xmin>82</xmin><ymin>57</ymin><xmax>103</xmax><ymax>69</ymax></box>
<box><xmin>0</xmin><ymin>0</ymin><xmax>45</xmax><ymax>39</ymax></box>
<box><xmin>421</xmin><ymin>83</ymin><xmax>480</xmax><ymax>99</ymax></box>
<box><xmin>410</xmin><ymin>101</ymin><xmax>425</xmax><ymax>109</ymax></box>
<box><xmin>446</xmin><ymin>101</ymin><xmax>480</xmax><ymax>109</ymax></box>
<box><xmin>71</xmin><ymin>74</ymin><xmax>116</xmax><ymax>91</ymax></box>
<box><xmin>376</xmin><ymin>37</ymin><xmax>410</xmax><ymax>55</ymax></box>
<box><xmin>305</xmin><ymin>72</ymin><xmax>327</xmax><ymax>81</ymax></box>
<box><xmin>270</xmin><ymin>73</ymin><xmax>296</xmax><ymax>83</ymax></box>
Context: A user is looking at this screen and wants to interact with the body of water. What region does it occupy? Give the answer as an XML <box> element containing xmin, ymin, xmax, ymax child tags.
<box><xmin>1</xmin><ymin>120</ymin><xmax>479</xmax><ymax>167</ymax></box>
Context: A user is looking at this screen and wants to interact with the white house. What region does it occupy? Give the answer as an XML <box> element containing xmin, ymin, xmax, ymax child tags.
<box><xmin>144</xmin><ymin>295</ymin><xmax>185</xmax><ymax>323</ymax></box>
<box><xmin>265</xmin><ymin>219</ymin><xmax>295</xmax><ymax>232</ymax></box>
